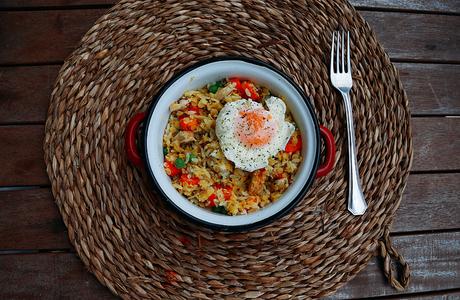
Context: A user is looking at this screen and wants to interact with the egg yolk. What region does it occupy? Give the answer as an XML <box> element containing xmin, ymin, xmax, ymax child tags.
<box><xmin>235</xmin><ymin>109</ymin><xmax>278</xmax><ymax>148</ymax></box>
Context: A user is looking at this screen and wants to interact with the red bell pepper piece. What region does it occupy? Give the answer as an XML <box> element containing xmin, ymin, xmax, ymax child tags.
<box><xmin>180</xmin><ymin>174</ymin><xmax>200</xmax><ymax>186</ymax></box>
<box><xmin>285</xmin><ymin>134</ymin><xmax>302</xmax><ymax>153</ymax></box>
<box><xmin>178</xmin><ymin>115</ymin><xmax>200</xmax><ymax>131</ymax></box>
<box><xmin>273</xmin><ymin>172</ymin><xmax>286</xmax><ymax>180</ymax></box>
<box><xmin>208</xmin><ymin>193</ymin><xmax>217</xmax><ymax>207</ymax></box>
<box><xmin>241</xmin><ymin>81</ymin><xmax>261</xmax><ymax>101</ymax></box>
<box><xmin>228</xmin><ymin>78</ymin><xmax>244</xmax><ymax>96</ymax></box>
<box><xmin>187</xmin><ymin>105</ymin><xmax>201</xmax><ymax>115</ymax></box>
<box><xmin>213</xmin><ymin>183</ymin><xmax>233</xmax><ymax>200</ymax></box>
<box><xmin>164</xmin><ymin>161</ymin><xmax>181</xmax><ymax>177</ymax></box>
<box><xmin>222</xmin><ymin>186</ymin><xmax>232</xmax><ymax>200</ymax></box>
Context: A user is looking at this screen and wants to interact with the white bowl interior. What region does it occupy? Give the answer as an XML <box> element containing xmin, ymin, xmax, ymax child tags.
<box><xmin>145</xmin><ymin>60</ymin><xmax>317</xmax><ymax>227</ymax></box>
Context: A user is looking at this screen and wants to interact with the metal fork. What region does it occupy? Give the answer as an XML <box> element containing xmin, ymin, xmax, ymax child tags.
<box><xmin>330</xmin><ymin>31</ymin><xmax>368</xmax><ymax>215</ymax></box>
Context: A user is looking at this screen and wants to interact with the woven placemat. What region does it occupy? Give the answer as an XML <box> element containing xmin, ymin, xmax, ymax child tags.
<box><xmin>44</xmin><ymin>0</ymin><xmax>413</xmax><ymax>298</ymax></box>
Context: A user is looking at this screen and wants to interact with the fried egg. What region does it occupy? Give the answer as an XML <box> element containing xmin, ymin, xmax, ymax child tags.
<box><xmin>215</xmin><ymin>96</ymin><xmax>295</xmax><ymax>172</ymax></box>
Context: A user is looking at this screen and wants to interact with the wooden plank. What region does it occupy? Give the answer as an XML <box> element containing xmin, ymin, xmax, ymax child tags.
<box><xmin>360</xmin><ymin>11</ymin><xmax>460</xmax><ymax>62</ymax></box>
<box><xmin>0</xmin><ymin>9</ymin><xmax>104</xmax><ymax>65</ymax></box>
<box><xmin>0</xmin><ymin>125</ymin><xmax>48</xmax><ymax>186</ymax></box>
<box><xmin>0</xmin><ymin>188</ymin><xmax>70</xmax><ymax>249</ymax></box>
<box><xmin>1</xmin><ymin>0</ymin><xmax>459</xmax><ymax>14</ymax></box>
<box><xmin>1</xmin><ymin>172</ymin><xmax>458</xmax><ymax>250</ymax></box>
<box><xmin>0</xmin><ymin>232</ymin><xmax>458</xmax><ymax>299</ymax></box>
<box><xmin>329</xmin><ymin>232</ymin><xmax>460</xmax><ymax>298</ymax></box>
<box><xmin>351</xmin><ymin>0</ymin><xmax>460</xmax><ymax>13</ymax></box>
<box><xmin>0</xmin><ymin>253</ymin><xmax>116</xmax><ymax>300</ymax></box>
<box><xmin>393</xmin><ymin>173</ymin><xmax>460</xmax><ymax>233</ymax></box>
<box><xmin>1</xmin><ymin>63</ymin><xmax>458</xmax><ymax>125</ymax></box>
<box><xmin>0</xmin><ymin>10</ymin><xmax>459</xmax><ymax>65</ymax></box>
<box><xmin>396</xmin><ymin>63</ymin><xmax>460</xmax><ymax>116</ymax></box>
<box><xmin>412</xmin><ymin>117</ymin><xmax>460</xmax><ymax>171</ymax></box>
<box><xmin>0</xmin><ymin>65</ymin><xmax>60</xmax><ymax>124</ymax></box>
<box><xmin>0</xmin><ymin>118</ymin><xmax>458</xmax><ymax>186</ymax></box>
<box><xmin>0</xmin><ymin>0</ymin><xmax>114</xmax><ymax>7</ymax></box>
<box><xmin>402</xmin><ymin>290</ymin><xmax>460</xmax><ymax>299</ymax></box>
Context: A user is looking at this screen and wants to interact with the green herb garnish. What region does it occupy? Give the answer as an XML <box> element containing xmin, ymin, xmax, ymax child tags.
<box><xmin>174</xmin><ymin>158</ymin><xmax>186</xmax><ymax>169</ymax></box>
<box><xmin>211</xmin><ymin>205</ymin><xmax>227</xmax><ymax>214</ymax></box>
<box><xmin>208</xmin><ymin>81</ymin><xmax>223</xmax><ymax>94</ymax></box>
<box><xmin>163</xmin><ymin>147</ymin><xmax>168</xmax><ymax>156</ymax></box>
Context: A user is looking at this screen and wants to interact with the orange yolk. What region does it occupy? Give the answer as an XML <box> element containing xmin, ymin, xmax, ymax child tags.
<box><xmin>235</xmin><ymin>109</ymin><xmax>278</xmax><ymax>148</ymax></box>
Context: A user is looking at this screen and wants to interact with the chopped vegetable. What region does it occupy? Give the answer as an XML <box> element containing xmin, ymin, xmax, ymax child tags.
<box><xmin>241</xmin><ymin>81</ymin><xmax>260</xmax><ymax>101</ymax></box>
<box><xmin>163</xmin><ymin>147</ymin><xmax>168</xmax><ymax>156</ymax></box>
<box><xmin>273</xmin><ymin>172</ymin><xmax>286</xmax><ymax>179</ymax></box>
<box><xmin>285</xmin><ymin>134</ymin><xmax>302</xmax><ymax>153</ymax></box>
<box><xmin>185</xmin><ymin>152</ymin><xmax>197</xmax><ymax>164</ymax></box>
<box><xmin>215</xmin><ymin>83</ymin><xmax>236</xmax><ymax>100</ymax></box>
<box><xmin>228</xmin><ymin>78</ymin><xmax>244</xmax><ymax>96</ymax></box>
<box><xmin>180</xmin><ymin>174</ymin><xmax>200</xmax><ymax>186</ymax></box>
<box><xmin>187</xmin><ymin>105</ymin><xmax>201</xmax><ymax>115</ymax></box>
<box><xmin>190</xmin><ymin>154</ymin><xmax>198</xmax><ymax>163</ymax></box>
<box><xmin>211</xmin><ymin>205</ymin><xmax>227</xmax><ymax>214</ymax></box>
<box><xmin>208</xmin><ymin>81</ymin><xmax>223</xmax><ymax>94</ymax></box>
<box><xmin>174</xmin><ymin>158</ymin><xmax>186</xmax><ymax>169</ymax></box>
<box><xmin>214</xmin><ymin>183</ymin><xmax>233</xmax><ymax>200</ymax></box>
<box><xmin>208</xmin><ymin>193</ymin><xmax>217</xmax><ymax>207</ymax></box>
<box><xmin>222</xmin><ymin>186</ymin><xmax>232</xmax><ymax>200</ymax></box>
<box><xmin>179</xmin><ymin>115</ymin><xmax>200</xmax><ymax>131</ymax></box>
<box><xmin>164</xmin><ymin>161</ymin><xmax>181</xmax><ymax>177</ymax></box>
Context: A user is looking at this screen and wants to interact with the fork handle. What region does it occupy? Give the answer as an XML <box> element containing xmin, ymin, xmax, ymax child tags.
<box><xmin>341</xmin><ymin>92</ymin><xmax>368</xmax><ymax>215</ymax></box>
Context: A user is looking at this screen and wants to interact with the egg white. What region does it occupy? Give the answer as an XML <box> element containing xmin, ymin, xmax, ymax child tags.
<box><xmin>215</xmin><ymin>96</ymin><xmax>295</xmax><ymax>172</ymax></box>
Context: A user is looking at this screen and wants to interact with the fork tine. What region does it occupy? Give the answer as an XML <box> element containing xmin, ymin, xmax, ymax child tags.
<box><xmin>330</xmin><ymin>31</ymin><xmax>335</xmax><ymax>74</ymax></box>
<box><xmin>336</xmin><ymin>31</ymin><xmax>340</xmax><ymax>74</ymax></box>
<box><xmin>347</xmin><ymin>31</ymin><xmax>351</xmax><ymax>73</ymax></box>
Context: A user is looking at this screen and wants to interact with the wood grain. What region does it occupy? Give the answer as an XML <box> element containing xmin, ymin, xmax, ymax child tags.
<box><xmin>0</xmin><ymin>253</ymin><xmax>115</xmax><ymax>300</ymax></box>
<box><xmin>0</xmin><ymin>1</ymin><xmax>457</xmax><ymax>299</ymax></box>
<box><xmin>395</xmin><ymin>63</ymin><xmax>460</xmax><ymax>116</ymax></box>
<box><xmin>360</xmin><ymin>11</ymin><xmax>460</xmax><ymax>62</ymax></box>
<box><xmin>1</xmin><ymin>63</ymin><xmax>458</xmax><ymax>125</ymax></box>
<box><xmin>0</xmin><ymin>188</ymin><xmax>70</xmax><ymax>249</ymax></box>
<box><xmin>330</xmin><ymin>232</ymin><xmax>460</xmax><ymax>298</ymax></box>
<box><xmin>1</xmin><ymin>0</ymin><xmax>459</xmax><ymax>14</ymax></box>
<box><xmin>0</xmin><ymin>9</ymin><xmax>104</xmax><ymax>65</ymax></box>
<box><xmin>392</xmin><ymin>173</ymin><xmax>460</xmax><ymax>233</ymax></box>
<box><xmin>0</xmin><ymin>0</ymin><xmax>114</xmax><ymax>8</ymax></box>
<box><xmin>1</xmin><ymin>173</ymin><xmax>458</xmax><ymax>250</ymax></box>
<box><xmin>0</xmin><ymin>10</ymin><xmax>459</xmax><ymax>65</ymax></box>
<box><xmin>402</xmin><ymin>291</ymin><xmax>460</xmax><ymax>299</ymax></box>
<box><xmin>1</xmin><ymin>118</ymin><xmax>457</xmax><ymax>186</ymax></box>
<box><xmin>412</xmin><ymin>117</ymin><xmax>460</xmax><ymax>171</ymax></box>
<box><xmin>351</xmin><ymin>0</ymin><xmax>460</xmax><ymax>13</ymax></box>
<box><xmin>0</xmin><ymin>65</ymin><xmax>60</xmax><ymax>124</ymax></box>
<box><xmin>0</xmin><ymin>125</ymin><xmax>48</xmax><ymax>186</ymax></box>
<box><xmin>1</xmin><ymin>232</ymin><xmax>458</xmax><ymax>299</ymax></box>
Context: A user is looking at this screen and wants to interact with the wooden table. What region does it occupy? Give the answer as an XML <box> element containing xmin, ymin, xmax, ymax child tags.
<box><xmin>0</xmin><ymin>1</ymin><xmax>459</xmax><ymax>299</ymax></box>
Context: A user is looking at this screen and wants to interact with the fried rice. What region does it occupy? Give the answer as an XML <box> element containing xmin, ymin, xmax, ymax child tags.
<box><xmin>162</xmin><ymin>79</ymin><xmax>303</xmax><ymax>216</ymax></box>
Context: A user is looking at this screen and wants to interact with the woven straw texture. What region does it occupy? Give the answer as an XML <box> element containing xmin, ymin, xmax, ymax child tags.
<box><xmin>44</xmin><ymin>0</ymin><xmax>413</xmax><ymax>298</ymax></box>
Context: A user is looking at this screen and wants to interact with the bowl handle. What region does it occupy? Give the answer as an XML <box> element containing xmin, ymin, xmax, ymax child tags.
<box><xmin>316</xmin><ymin>125</ymin><xmax>336</xmax><ymax>177</ymax></box>
<box><xmin>125</xmin><ymin>112</ymin><xmax>146</xmax><ymax>168</ymax></box>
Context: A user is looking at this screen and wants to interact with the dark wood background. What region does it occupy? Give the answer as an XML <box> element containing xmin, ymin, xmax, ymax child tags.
<box><xmin>0</xmin><ymin>0</ymin><xmax>459</xmax><ymax>299</ymax></box>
